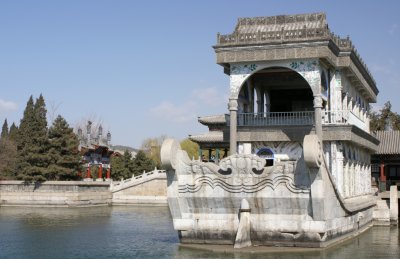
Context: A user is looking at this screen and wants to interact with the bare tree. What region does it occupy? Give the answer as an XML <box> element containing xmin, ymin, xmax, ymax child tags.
<box><xmin>47</xmin><ymin>100</ymin><xmax>62</xmax><ymax>124</ymax></box>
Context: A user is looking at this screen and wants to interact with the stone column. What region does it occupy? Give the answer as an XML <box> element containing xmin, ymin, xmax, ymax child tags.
<box><xmin>313</xmin><ymin>95</ymin><xmax>323</xmax><ymax>140</ymax></box>
<box><xmin>380</xmin><ymin>161</ymin><xmax>386</xmax><ymax>181</ymax></box>
<box><xmin>344</xmin><ymin>161</ymin><xmax>349</xmax><ymax>198</ymax></box>
<box><xmin>337</xmin><ymin>151</ymin><xmax>344</xmax><ymax>196</ymax></box>
<box><xmin>215</xmin><ymin>149</ymin><xmax>220</xmax><ymax>163</ymax></box>
<box><xmin>97</xmin><ymin>163</ymin><xmax>103</xmax><ymax>181</ymax></box>
<box><xmin>350</xmin><ymin>162</ymin><xmax>355</xmax><ymax>197</ymax></box>
<box><xmin>86</xmin><ymin>163</ymin><xmax>91</xmax><ymax>178</ymax></box>
<box><xmin>106</xmin><ymin>166</ymin><xmax>111</xmax><ymax>179</ymax></box>
<box><xmin>229</xmin><ymin>98</ymin><xmax>238</xmax><ymax>155</ymax></box>
<box><xmin>334</xmin><ymin>71</ymin><xmax>343</xmax><ymax>122</ymax></box>
<box><xmin>247</xmin><ymin>79</ymin><xmax>254</xmax><ymax>113</ymax></box>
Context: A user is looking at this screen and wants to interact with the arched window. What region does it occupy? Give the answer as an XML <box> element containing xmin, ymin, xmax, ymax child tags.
<box><xmin>257</xmin><ymin>148</ymin><xmax>274</xmax><ymax>167</ymax></box>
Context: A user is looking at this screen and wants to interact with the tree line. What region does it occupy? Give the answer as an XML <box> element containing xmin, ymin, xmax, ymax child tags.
<box><xmin>0</xmin><ymin>95</ymin><xmax>81</xmax><ymax>181</ymax></box>
<box><xmin>0</xmin><ymin>95</ymin><xmax>200</xmax><ymax>182</ymax></box>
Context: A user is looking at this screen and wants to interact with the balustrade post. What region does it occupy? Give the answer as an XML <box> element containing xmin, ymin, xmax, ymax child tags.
<box><xmin>313</xmin><ymin>95</ymin><xmax>323</xmax><ymax>140</ymax></box>
<box><xmin>229</xmin><ymin>98</ymin><xmax>238</xmax><ymax>155</ymax></box>
<box><xmin>337</xmin><ymin>151</ymin><xmax>344</xmax><ymax>196</ymax></box>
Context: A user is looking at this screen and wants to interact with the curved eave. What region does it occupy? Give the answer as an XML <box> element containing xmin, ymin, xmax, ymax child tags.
<box><xmin>189</xmin><ymin>132</ymin><xmax>225</xmax><ymax>143</ymax></box>
<box><xmin>198</xmin><ymin>115</ymin><xmax>227</xmax><ymax>126</ymax></box>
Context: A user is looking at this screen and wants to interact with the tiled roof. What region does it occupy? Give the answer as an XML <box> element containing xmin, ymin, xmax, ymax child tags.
<box><xmin>375</xmin><ymin>131</ymin><xmax>400</xmax><ymax>155</ymax></box>
<box><xmin>189</xmin><ymin>131</ymin><xmax>224</xmax><ymax>143</ymax></box>
<box><xmin>198</xmin><ymin>115</ymin><xmax>226</xmax><ymax>126</ymax></box>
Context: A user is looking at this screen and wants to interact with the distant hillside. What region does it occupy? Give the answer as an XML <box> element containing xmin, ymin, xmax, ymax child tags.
<box><xmin>111</xmin><ymin>145</ymin><xmax>139</xmax><ymax>153</ymax></box>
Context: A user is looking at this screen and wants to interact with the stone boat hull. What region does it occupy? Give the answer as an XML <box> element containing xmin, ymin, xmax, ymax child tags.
<box><xmin>161</xmin><ymin>137</ymin><xmax>375</xmax><ymax>248</ymax></box>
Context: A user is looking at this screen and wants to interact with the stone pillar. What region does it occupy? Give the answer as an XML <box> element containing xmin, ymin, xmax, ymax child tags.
<box><xmin>344</xmin><ymin>161</ymin><xmax>349</xmax><ymax>198</ymax></box>
<box><xmin>248</xmin><ymin>79</ymin><xmax>254</xmax><ymax>113</ymax></box>
<box><xmin>337</xmin><ymin>151</ymin><xmax>344</xmax><ymax>196</ymax></box>
<box><xmin>379</xmin><ymin>161</ymin><xmax>386</xmax><ymax>192</ymax></box>
<box><xmin>215</xmin><ymin>149</ymin><xmax>220</xmax><ymax>163</ymax></box>
<box><xmin>350</xmin><ymin>162</ymin><xmax>355</xmax><ymax>197</ymax></box>
<box><xmin>380</xmin><ymin>161</ymin><xmax>386</xmax><ymax>181</ymax></box>
<box><xmin>265</xmin><ymin>91</ymin><xmax>270</xmax><ymax>113</ymax></box>
<box><xmin>106</xmin><ymin>166</ymin><xmax>111</xmax><ymax>179</ymax></box>
<box><xmin>334</xmin><ymin>71</ymin><xmax>343</xmax><ymax>122</ymax></box>
<box><xmin>97</xmin><ymin>163</ymin><xmax>103</xmax><ymax>181</ymax></box>
<box><xmin>229</xmin><ymin>98</ymin><xmax>238</xmax><ymax>154</ymax></box>
<box><xmin>86</xmin><ymin>163</ymin><xmax>91</xmax><ymax>178</ymax></box>
<box><xmin>313</xmin><ymin>95</ymin><xmax>323</xmax><ymax>140</ymax></box>
<box><xmin>243</xmin><ymin>143</ymin><xmax>252</xmax><ymax>155</ymax></box>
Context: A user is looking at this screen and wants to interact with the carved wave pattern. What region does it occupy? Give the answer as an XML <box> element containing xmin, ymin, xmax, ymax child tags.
<box><xmin>178</xmin><ymin>174</ymin><xmax>309</xmax><ymax>194</ymax></box>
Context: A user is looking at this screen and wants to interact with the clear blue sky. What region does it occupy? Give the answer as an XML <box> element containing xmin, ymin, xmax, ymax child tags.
<box><xmin>1</xmin><ymin>1</ymin><xmax>399</xmax><ymax>148</ymax></box>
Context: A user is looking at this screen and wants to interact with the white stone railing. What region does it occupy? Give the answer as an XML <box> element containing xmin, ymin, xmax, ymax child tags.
<box><xmin>237</xmin><ymin>112</ymin><xmax>314</xmax><ymax>126</ymax></box>
<box><xmin>110</xmin><ymin>168</ymin><xmax>166</xmax><ymax>193</ymax></box>
<box><xmin>347</xmin><ymin>110</ymin><xmax>367</xmax><ymax>131</ymax></box>
<box><xmin>237</xmin><ymin>110</ymin><xmax>367</xmax><ymax>131</ymax></box>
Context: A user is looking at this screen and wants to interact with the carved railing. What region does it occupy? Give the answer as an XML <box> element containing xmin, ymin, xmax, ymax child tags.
<box><xmin>236</xmin><ymin>110</ymin><xmax>367</xmax><ymax>130</ymax></box>
<box><xmin>110</xmin><ymin>168</ymin><xmax>166</xmax><ymax>193</ymax></box>
<box><xmin>237</xmin><ymin>112</ymin><xmax>315</xmax><ymax>126</ymax></box>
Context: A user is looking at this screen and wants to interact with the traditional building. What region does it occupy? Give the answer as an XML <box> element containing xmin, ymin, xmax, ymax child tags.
<box><xmin>191</xmin><ymin>12</ymin><xmax>379</xmax><ymax>198</ymax></box>
<box><xmin>77</xmin><ymin>121</ymin><xmax>114</xmax><ymax>180</ymax></box>
<box><xmin>163</xmin><ymin>12</ymin><xmax>382</xmax><ymax>248</ymax></box>
<box><xmin>371</xmin><ymin>130</ymin><xmax>400</xmax><ymax>191</ymax></box>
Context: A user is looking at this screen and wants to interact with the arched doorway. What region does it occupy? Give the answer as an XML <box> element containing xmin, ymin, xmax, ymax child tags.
<box><xmin>237</xmin><ymin>67</ymin><xmax>317</xmax><ymax>126</ymax></box>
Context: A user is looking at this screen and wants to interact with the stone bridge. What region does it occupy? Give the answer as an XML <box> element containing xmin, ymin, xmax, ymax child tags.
<box><xmin>110</xmin><ymin>169</ymin><xmax>167</xmax><ymax>205</ymax></box>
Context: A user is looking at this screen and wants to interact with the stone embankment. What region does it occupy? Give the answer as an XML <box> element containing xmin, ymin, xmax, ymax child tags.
<box><xmin>0</xmin><ymin>169</ymin><xmax>167</xmax><ymax>207</ymax></box>
<box><xmin>0</xmin><ymin>181</ymin><xmax>111</xmax><ymax>207</ymax></box>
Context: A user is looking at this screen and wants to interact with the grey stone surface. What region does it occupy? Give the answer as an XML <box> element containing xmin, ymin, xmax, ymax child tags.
<box><xmin>0</xmin><ymin>181</ymin><xmax>112</xmax><ymax>207</ymax></box>
<box><xmin>390</xmin><ymin>185</ymin><xmax>399</xmax><ymax>224</ymax></box>
<box><xmin>161</xmin><ymin>137</ymin><xmax>375</xmax><ymax>248</ymax></box>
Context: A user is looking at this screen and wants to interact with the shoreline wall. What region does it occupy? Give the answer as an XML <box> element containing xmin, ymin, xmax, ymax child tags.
<box><xmin>0</xmin><ymin>181</ymin><xmax>112</xmax><ymax>207</ymax></box>
<box><xmin>0</xmin><ymin>171</ymin><xmax>168</xmax><ymax>207</ymax></box>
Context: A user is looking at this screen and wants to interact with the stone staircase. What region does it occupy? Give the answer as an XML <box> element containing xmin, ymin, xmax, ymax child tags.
<box><xmin>373</xmin><ymin>185</ymin><xmax>399</xmax><ymax>226</ymax></box>
<box><xmin>110</xmin><ymin>168</ymin><xmax>167</xmax><ymax>205</ymax></box>
<box><xmin>373</xmin><ymin>199</ymin><xmax>390</xmax><ymax>225</ymax></box>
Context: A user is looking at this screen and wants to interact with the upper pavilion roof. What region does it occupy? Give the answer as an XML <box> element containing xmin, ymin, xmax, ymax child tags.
<box><xmin>217</xmin><ymin>13</ymin><xmax>339</xmax><ymax>47</ymax></box>
<box><xmin>374</xmin><ymin>131</ymin><xmax>400</xmax><ymax>155</ymax></box>
<box><xmin>215</xmin><ymin>12</ymin><xmax>378</xmax><ymax>98</ymax></box>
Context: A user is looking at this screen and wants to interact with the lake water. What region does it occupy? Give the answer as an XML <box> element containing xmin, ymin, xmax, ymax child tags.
<box><xmin>0</xmin><ymin>206</ymin><xmax>398</xmax><ymax>259</ymax></box>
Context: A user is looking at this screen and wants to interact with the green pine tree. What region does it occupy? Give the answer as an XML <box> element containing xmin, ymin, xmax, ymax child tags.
<box><xmin>132</xmin><ymin>150</ymin><xmax>155</xmax><ymax>176</ymax></box>
<box><xmin>47</xmin><ymin>115</ymin><xmax>81</xmax><ymax>180</ymax></box>
<box><xmin>0</xmin><ymin>136</ymin><xmax>17</xmax><ymax>180</ymax></box>
<box><xmin>16</xmin><ymin>95</ymin><xmax>50</xmax><ymax>181</ymax></box>
<box><xmin>0</xmin><ymin>119</ymin><xmax>17</xmax><ymax>179</ymax></box>
<box><xmin>8</xmin><ymin>123</ymin><xmax>18</xmax><ymax>142</ymax></box>
<box><xmin>111</xmin><ymin>150</ymin><xmax>135</xmax><ymax>180</ymax></box>
<box><xmin>1</xmin><ymin>119</ymin><xmax>8</xmax><ymax>140</ymax></box>
<box><xmin>17</xmin><ymin>96</ymin><xmax>35</xmax><ymax>151</ymax></box>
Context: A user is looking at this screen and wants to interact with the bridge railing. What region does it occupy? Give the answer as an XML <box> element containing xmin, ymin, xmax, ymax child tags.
<box><xmin>110</xmin><ymin>168</ymin><xmax>166</xmax><ymax>192</ymax></box>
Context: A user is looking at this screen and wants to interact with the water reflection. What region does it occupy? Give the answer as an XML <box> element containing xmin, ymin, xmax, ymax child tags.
<box><xmin>0</xmin><ymin>206</ymin><xmax>398</xmax><ymax>259</ymax></box>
